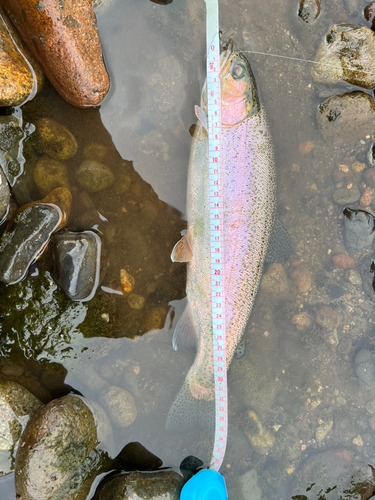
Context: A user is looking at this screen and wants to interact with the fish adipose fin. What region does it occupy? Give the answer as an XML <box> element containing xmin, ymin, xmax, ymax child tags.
<box><xmin>171</xmin><ymin>232</ymin><xmax>192</xmax><ymax>263</ymax></box>
<box><xmin>194</xmin><ymin>105</ymin><xmax>208</xmax><ymax>131</ymax></box>
<box><xmin>166</xmin><ymin>379</ymin><xmax>215</xmax><ymax>436</ymax></box>
<box><xmin>265</xmin><ymin>218</ymin><xmax>293</xmax><ymax>264</ymax></box>
<box><xmin>172</xmin><ymin>302</ymin><xmax>197</xmax><ymax>351</ymax></box>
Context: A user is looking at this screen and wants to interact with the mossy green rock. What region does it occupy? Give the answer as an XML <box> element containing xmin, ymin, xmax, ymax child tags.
<box><xmin>312</xmin><ymin>25</ymin><xmax>375</xmax><ymax>88</ymax></box>
<box><xmin>75</xmin><ymin>160</ymin><xmax>115</xmax><ymax>193</ymax></box>
<box><xmin>0</xmin><ymin>380</ymin><xmax>42</xmax><ymax>476</ymax></box>
<box><xmin>229</xmin><ymin>350</ymin><xmax>275</xmax><ymax>416</ymax></box>
<box><xmin>0</xmin><ymin>268</ymin><xmax>117</xmax><ymax>361</ymax></box>
<box><xmin>34</xmin><ymin>156</ymin><xmax>70</xmax><ymax>197</ymax></box>
<box><xmin>35</xmin><ymin>118</ymin><xmax>78</xmax><ymax>160</ymax></box>
<box><xmin>96</xmin><ymin>470</ymin><xmax>184</xmax><ymax>500</ymax></box>
<box><xmin>15</xmin><ymin>395</ymin><xmax>112</xmax><ymax>500</ymax></box>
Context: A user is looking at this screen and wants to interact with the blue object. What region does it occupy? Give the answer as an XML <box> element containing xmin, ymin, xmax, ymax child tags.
<box><xmin>180</xmin><ymin>469</ymin><xmax>228</xmax><ymax>500</ymax></box>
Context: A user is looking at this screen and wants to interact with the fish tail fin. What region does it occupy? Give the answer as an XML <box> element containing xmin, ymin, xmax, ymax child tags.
<box><xmin>166</xmin><ymin>378</ymin><xmax>215</xmax><ymax>436</ymax></box>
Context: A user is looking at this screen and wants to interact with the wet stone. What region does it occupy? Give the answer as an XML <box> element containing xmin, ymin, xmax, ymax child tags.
<box><xmin>0</xmin><ymin>380</ymin><xmax>42</xmax><ymax>477</ymax></box>
<box><xmin>298</xmin><ymin>0</ymin><xmax>321</xmax><ymax>23</ymax></box>
<box><xmin>291</xmin><ymin>449</ymin><xmax>375</xmax><ymax>500</ymax></box>
<box><xmin>241</xmin><ymin>410</ymin><xmax>275</xmax><ymax>455</ymax></box>
<box><xmin>53</xmin><ymin>230</ymin><xmax>101</xmax><ymax>302</ymax></box>
<box><xmin>15</xmin><ymin>394</ymin><xmax>112</xmax><ymax>500</ymax></box>
<box><xmin>332</xmin><ymin>254</ymin><xmax>355</xmax><ymax>270</ymax></box>
<box><xmin>83</xmin><ymin>142</ymin><xmax>107</xmax><ymax>161</ymax></box>
<box><xmin>33</xmin><ymin>156</ymin><xmax>70</xmax><ymax>197</ymax></box>
<box><xmin>96</xmin><ymin>470</ymin><xmax>184</xmax><ymax>500</ymax></box>
<box><xmin>75</xmin><ymin>159</ymin><xmax>115</xmax><ymax>193</ymax></box>
<box><xmin>360</xmin><ymin>254</ymin><xmax>375</xmax><ymax>298</ymax></box>
<box><xmin>127</xmin><ymin>293</ymin><xmax>146</xmax><ymax>310</ymax></box>
<box><xmin>0</xmin><ymin>166</ymin><xmax>10</xmax><ymax>221</ymax></box>
<box><xmin>333</xmin><ymin>187</ymin><xmax>361</xmax><ymax>205</ymax></box>
<box><xmin>35</xmin><ymin>118</ymin><xmax>78</xmax><ymax>160</ymax></box>
<box><xmin>114</xmin><ymin>173</ymin><xmax>132</xmax><ymax>195</ymax></box>
<box><xmin>0</xmin><ymin>116</ymin><xmax>25</xmax><ymax>186</ymax></box>
<box><xmin>290</xmin><ymin>263</ymin><xmax>312</xmax><ymax>292</ymax></box>
<box><xmin>269</xmin><ymin>423</ymin><xmax>301</xmax><ymax>462</ymax></box>
<box><xmin>312</xmin><ymin>25</ymin><xmax>375</xmax><ymax>88</ymax></box>
<box><xmin>1</xmin><ymin>0</ymin><xmax>109</xmax><ymax>107</ymax></box>
<box><xmin>343</xmin><ymin>208</ymin><xmax>375</xmax><ymax>253</ymax></box>
<box><xmin>259</xmin><ymin>263</ymin><xmax>289</xmax><ymax>299</ymax></box>
<box><xmin>99</xmin><ymin>385</ymin><xmax>137</xmax><ymax>428</ymax></box>
<box><xmin>0</xmin><ymin>204</ymin><xmax>61</xmax><ymax>284</ymax></box>
<box><xmin>317</xmin><ymin>93</ymin><xmax>375</xmax><ymax>141</ymax></box>
<box><xmin>316</xmin><ymin>305</ymin><xmax>342</xmax><ymax>330</ymax></box>
<box><xmin>345</xmin><ymin>269</ymin><xmax>362</xmax><ymax>286</ymax></box>
<box><xmin>364</xmin><ymin>2</ymin><xmax>375</xmax><ymax>29</ymax></box>
<box><xmin>291</xmin><ymin>311</ymin><xmax>312</xmax><ymax>331</ymax></box>
<box><xmin>355</xmin><ymin>349</ymin><xmax>375</xmax><ymax>386</ymax></box>
<box><xmin>0</xmin><ymin>5</ymin><xmax>43</xmax><ymax>106</ymax></box>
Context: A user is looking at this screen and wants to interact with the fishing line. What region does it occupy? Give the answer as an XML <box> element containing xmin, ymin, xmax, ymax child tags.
<box><xmin>242</xmin><ymin>49</ymin><xmax>375</xmax><ymax>77</ymax></box>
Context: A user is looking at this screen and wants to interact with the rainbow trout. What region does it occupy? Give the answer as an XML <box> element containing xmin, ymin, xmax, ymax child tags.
<box><xmin>167</xmin><ymin>50</ymin><xmax>276</xmax><ymax>434</ymax></box>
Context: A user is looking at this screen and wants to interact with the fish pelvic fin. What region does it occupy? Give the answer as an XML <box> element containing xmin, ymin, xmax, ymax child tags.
<box><xmin>171</xmin><ymin>231</ymin><xmax>192</xmax><ymax>263</ymax></box>
<box><xmin>194</xmin><ymin>105</ymin><xmax>208</xmax><ymax>132</ymax></box>
<box><xmin>166</xmin><ymin>378</ymin><xmax>215</xmax><ymax>436</ymax></box>
<box><xmin>172</xmin><ymin>302</ymin><xmax>197</xmax><ymax>351</ymax></box>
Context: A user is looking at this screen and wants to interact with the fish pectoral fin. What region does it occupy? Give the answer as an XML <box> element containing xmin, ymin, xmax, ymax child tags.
<box><xmin>194</xmin><ymin>105</ymin><xmax>208</xmax><ymax>132</ymax></box>
<box><xmin>172</xmin><ymin>302</ymin><xmax>197</xmax><ymax>351</ymax></box>
<box><xmin>170</xmin><ymin>232</ymin><xmax>192</xmax><ymax>263</ymax></box>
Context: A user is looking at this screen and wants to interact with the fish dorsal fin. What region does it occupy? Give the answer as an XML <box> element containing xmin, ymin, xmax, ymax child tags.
<box><xmin>172</xmin><ymin>302</ymin><xmax>197</xmax><ymax>351</ymax></box>
<box><xmin>195</xmin><ymin>105</ymin><xmax>208</xmax><ymax>132</ymax></box>
<box><xmin>171</xmin><ymin>231</ymin><xmax>192</xmax><ymax>263</ymax></box>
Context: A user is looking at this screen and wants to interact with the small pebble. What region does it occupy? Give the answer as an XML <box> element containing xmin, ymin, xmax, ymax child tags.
<box><xmin>291</xmin><ymin>311</ymin><xmax>312</xmax><ymax>330</ymax></box>
<box><xmin>332</xmin><ymin>253</ymin><xmax>355</xmax><ymax>269</ymax></box>
<box><xmin>360</xmin><ymin>187</ymin><xmax>373</xmax><ymax>207</ymax></box>
<box><xmin>345</xmin><ymin>269</ymin><xmax>362</xmax><ymax>285</ymax></box>
<box><xmin>333</xmin><ymin>187</ymin><xmax>361</xmax><ymax>205</ymax></box>
<box><xmin>352</xmin><ymin>435</ymin><xmax>363</xmax><ymax>446</ymax></box>
<box><xmin>352</xmin><ymin>161</ymin><xmax>366</xmax><ymax>173</ymax></box>
<box><xmin>120</xmin><ymin>269</ymin><xmax>135</xmax><ymax>293</ymax></box>
<box><xmin>299</xmin><ymin>141</ymin><xmax>314</xmax><ymax>155</ymax></box>
<box><xmin>127</xmin><ymin>293</ymin><xmax>145</xmax><ymax>310</ymax></box>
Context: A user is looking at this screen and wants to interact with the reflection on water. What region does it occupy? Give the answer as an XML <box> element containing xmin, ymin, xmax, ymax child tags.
<box><xmin>2</xmin><ymin>0</ymin><xmax>375</xmax><ymax>498</ymax></box>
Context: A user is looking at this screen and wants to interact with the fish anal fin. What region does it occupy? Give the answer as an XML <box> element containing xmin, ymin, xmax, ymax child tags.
<box><xmin>172</xmin><ymin>302</ymin><xmax>197</xmax><ymax>351</ymax></box>
<box><xmin>194</xmin><ymin>105</ymin><xmax>208</xmax><ymax>132</ymax></box>
<box><xmin>171</xmin><ymin>232</ymin><xmax>192</xmax><ymax>263</ymax></box>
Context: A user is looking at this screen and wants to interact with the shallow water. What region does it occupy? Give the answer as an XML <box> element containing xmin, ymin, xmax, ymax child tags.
<box><xmin>2</xmin><ymin>0</ymin><xmax>375</xmax><ymax>498</ymax></box>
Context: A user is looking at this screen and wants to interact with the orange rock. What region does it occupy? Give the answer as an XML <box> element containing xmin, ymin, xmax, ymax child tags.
<box><xmin>332</xmin><ymin>253</ymin><xmax>355</xmax><ymax>269</ymax></box>
<box><xmin>360</xmin><ymin>186</ymin><xmax>373</xmax><ymax>207</ymax></box>
<box><xmin>1</xmin><ymin>0</ymin><xmax>109</xmax><ymax>107</ymax></box>
<box><xmin>299</xmin><ymin>141</ymin><xmax>314</xmax><ymax>155</ymax></box>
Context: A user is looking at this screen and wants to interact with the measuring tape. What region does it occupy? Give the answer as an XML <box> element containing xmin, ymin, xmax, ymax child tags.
<box><xmin>205</xmin><ymin>0</ymin><xmax>227</xmax><ymax>473</ymax></box>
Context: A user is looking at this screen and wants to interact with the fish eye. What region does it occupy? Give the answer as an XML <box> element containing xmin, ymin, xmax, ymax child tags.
<box><xmin>231</xmin><ymin>63</ymin><xmax>246</xmax><ymax>80</ymax></box>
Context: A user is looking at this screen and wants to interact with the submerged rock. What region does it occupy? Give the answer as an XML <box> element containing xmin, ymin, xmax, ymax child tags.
<box><xmin>312</xmin><ymin>25</ymin><xmax>375</xmax><ymax>88</ymax></box>
<box><xmin>99</xmin><ymin>386</ymin><xmax>137</xmax><ymax>428</ymax></box>
<box><xmin>35</xmin><ymin>118</ymin><xmax>78</xmax><ymax>160</ymax></box>
<box><xmin>0</xmin><ymin>115</ymin><xmax>26</xmax><ymax>186</ymax></box>
<box><xmin>0</xmin><ymin>380</ymin><xmax>42</xmax><ymax>477</ymax></box>
<box><xmin>333</xmin><ymin>187</ymin><xmax>361</xmax><ymax>205</ymax></box>
<box><xmin>0</xmin><ymin>5</ymin><xmax>43</xmax><ymax>106</ymax></box>
<box><xmin>53</xmin><ymin>230</ymin><xmax>102</xmax><ymax>302</ymax></box>
<box><xmin>15</xmin><ymin>394</ymin><xmax>113</xmax><ymax>500</ymax></box>
<box><xmin>343</xmin><ymin>207</ymin><xmax>375</xmax><ymax>253</ymax></box>
<box><xmin>317</xmin><ymin>93</ymin><xmax>375</xmax><ymax>140</ymax></box>
<box><xmin>75</xmin><ymin>159</ymin><xmax>115</xmax><ymax>193</ymax></box>
<box><xmin>364</xmin><ymin>2</ymin><xmax>375</xmax><ymax>30</ymax></box>
<box><xmin>360</xmin><ymin>254</ymin><xmax>375</xmax><ymax>298</ymax></box>
<box><xmin>33</xmin><ymin>156</ymin><xmax>70</xmax><ymax>197</ymax></box>
<box><xmin>291</xmin><ymin>449</ymin><xmax>375</xmax><ymax>500</ymax></box>
<box><xmin>355</xmin><ymin>349</ymin><xmax>375</xmax><ymax>386</ymax></box>
<box><xmin>0</xmin><ymin>204</ymin><xmax>62</xmax><ymax>284</ymax></box>
<box><xmin>241</xmin><ymin>410</ymin><xmax>275</xmax><ymax>455</ymax></box>
<box><xmin>0</xmin><ymin>166</ymin><xmax>10</xmax><ymax>221</ymax></box>
<box><xmin>1</xmin><ymin>0</ymin><xmax>109</xmax><ymax>107</ymax></box>
<box><xmin>298</xmin><ymin>0</ymin><xmax>321</xmax><ymax>23</ymax></box>
<box><xmin>95</xmin><ymin>470</ymin><xmax>184</xmax><ymax>500</ymax></box>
